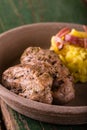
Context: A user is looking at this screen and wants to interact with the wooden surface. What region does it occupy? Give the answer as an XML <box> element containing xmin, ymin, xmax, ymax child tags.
<box><xmin>0</xmin><ymin>0</ymin><xmax>87</xmax><ymax>34</ymax></box>
<box><xmin>0</xmin><ymin>0</ymin><xmax>87</xmax><ymax>130</ymax></box>
<box><xmin>1</xmin><ymin>100</ymin><xmax>87</xmax><ymax>130</ymax></box>
<box><xmin>0</xmin><ymin>99</ymin><xmax>6</xmax><ymax>130</ymax></box>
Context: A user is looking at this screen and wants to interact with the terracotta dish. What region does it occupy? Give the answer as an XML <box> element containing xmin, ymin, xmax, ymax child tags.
<box><xmin>0</xmin><ymin>23</ymin><xmax>87</xmax><ymax>125</ymax></box>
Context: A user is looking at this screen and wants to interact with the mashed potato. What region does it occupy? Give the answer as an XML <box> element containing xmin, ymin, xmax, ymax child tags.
<box><xmin>50</xmin><ymin>28</ymin><xmax>87</xmax><ymax>83</ymax></box>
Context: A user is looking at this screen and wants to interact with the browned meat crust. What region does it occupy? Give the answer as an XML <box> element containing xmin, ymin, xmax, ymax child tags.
<box><xmin>2</xmin><ymin>63</ymin><xmax>53</xmax><ymax>104</ymax></box>
<box><xmin>2</xmin><ymin>47</ymin><xmax>75</xmax><ymax>104</ymax></box>
<box><xmin>20</xmin><ymin>47</ymin><xmax>75</xmax><ymax>104</ymax></box>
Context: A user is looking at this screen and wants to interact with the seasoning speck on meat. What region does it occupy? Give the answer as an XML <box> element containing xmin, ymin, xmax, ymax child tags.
<box><xmin>2</xmin><ymin>47</ymin><xmax>75</xmax><ymax>104</ymax></box>
<box><xmin>2</xmin><ymin>63</ymin><xmax>53</xmax><ymax>104</ymax></box>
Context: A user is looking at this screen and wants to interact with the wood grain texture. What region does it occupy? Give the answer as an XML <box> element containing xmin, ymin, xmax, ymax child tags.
<box><xmin>0</xmin><ymin>100</ymin><xmax>6</xmax><ymax>130</ymax></box>
<box><xmin>1</xmin><ymin>100</ymin><xmax>87</xmax><ymax>130</ymax></box>
<box><xmin>0</xmin><ymin>0</ymin><xmax>87</xmax><ymax>33</ymax></box>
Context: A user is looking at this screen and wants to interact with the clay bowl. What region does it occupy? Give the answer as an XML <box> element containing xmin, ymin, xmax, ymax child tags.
<box><xmin>0</xmin><ymin>22</ymin><xmax>87</xmax><ymax>125</ymax></box>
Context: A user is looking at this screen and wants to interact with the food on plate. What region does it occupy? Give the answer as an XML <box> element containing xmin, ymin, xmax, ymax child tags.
<box><xmin>2</xmin><ymin>63</ymin><xmax>53</xmax><ymax>104</ymax></box>
<box><xmin>2</xmin><ymin>47</ymin><xmax>75</xmax><ymax>104</ymax></box>
<box><xmin>50</xmin><ymin>26</ymin><xmax>87</xmax><ymax>82</ymax></box>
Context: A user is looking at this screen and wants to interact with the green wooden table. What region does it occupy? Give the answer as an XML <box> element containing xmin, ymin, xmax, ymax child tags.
<box><xmin>0</xmin><ymin>0</ymin><xmax>87</xmax><ymax>130</ymax></box>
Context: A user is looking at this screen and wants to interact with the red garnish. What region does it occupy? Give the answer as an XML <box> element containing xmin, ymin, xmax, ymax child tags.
<box><xmin>83</xmin><ymin>25</ymin><xmax>87</xmax><ymax>48</ymax></box>
<box><xmin>84</xmin><ymin>38</ymin><xmax>87</xmax><ymax>48</ymax></box>
<box><xmin>83</xmin><ymin>25</ymin><xmax>87</xmax><ymax>32</ymax></box>
<box><xmin>54</xmin><ymin>27</ymin><xmax>87</xmax><ymax>49</ymax></box>
<box><xmin>65</xmin><ymin>34</ymin><xmax>87</xmax><ymax>48</ymax></box>
<box><xmin>53</xmin><ymin>36</ymin><xmax>64</xmax><ymax>49</ymax></box>
<box><xmin>56</xmin><ymin>27</ymin><xmax>71</xmax><ymax>37</ymax></box>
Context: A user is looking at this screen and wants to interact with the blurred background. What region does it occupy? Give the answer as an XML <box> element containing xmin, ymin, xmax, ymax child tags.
<box><xmin>0</xmin><ymin>0</ymin><xmax>87</xmax><ymax>33</ymax></box>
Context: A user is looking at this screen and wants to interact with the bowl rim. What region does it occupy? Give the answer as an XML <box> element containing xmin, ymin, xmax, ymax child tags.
<box><xmin>0</xmin><ymin>22</ymin><xmax>87</xmax><ymax>124</ymax></box>
<box><xmin>0</xmin><ymin>84</ymin><xmax>87</xmax><ymax>114</ymax></box>
<box><xmin>0</xmin><ymin>22</ymin><xmax>84</xmax><ymax>37</ymax></box>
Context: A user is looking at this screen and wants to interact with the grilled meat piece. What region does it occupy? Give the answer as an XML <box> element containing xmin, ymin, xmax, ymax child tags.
<box><xmin>2</xmin><ymin>63</ymin><xmax>53</xmax><ymax>104</ymax></box>
<box><xmin>20</xmin><ymin>47</ymin><xmax>75</xmax><ymax>104</ymax></box>
<box><xmin>2</xmin><ymin>47</ymin><xmax>75</xmax><ymax>104</ymax></box>
<box><xmin>52</xmin><ymin>78</ymin><xmax>75</xmax><ymax>104</ymax></box>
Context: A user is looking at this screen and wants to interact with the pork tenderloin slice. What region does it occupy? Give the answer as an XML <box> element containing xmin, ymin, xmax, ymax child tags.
<box><xmin>2</xmin><ymin>63</ymin><xmax>53</xmax><ymax>104</ymax></box>
<box><xmin>20</xmin><ymin>47</ymin><xmax>61</xmax><ymax>65</ymax></box>
<box><xmin>52</xmin><ymin>78</ymin><xmax>75</xmax><ymax>104</ymax></box>
<box><xmin>20</xmin><ymin>47</ymin><xmax>75</xmax><ymax>104</ymax></box>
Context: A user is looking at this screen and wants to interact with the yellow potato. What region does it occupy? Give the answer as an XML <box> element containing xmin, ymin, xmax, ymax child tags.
<box><xmin>50</xmin><ymin>40</ymin><xmax>87</xmax><ymax>83</ymax></box>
